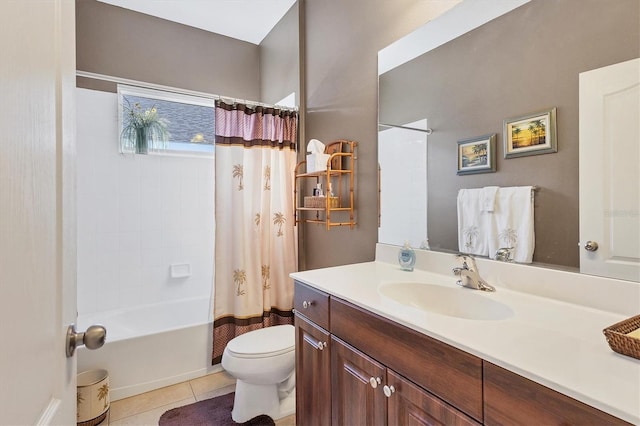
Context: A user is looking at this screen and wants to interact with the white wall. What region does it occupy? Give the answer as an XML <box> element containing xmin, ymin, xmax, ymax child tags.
<box><xmin>76</xmin><ymin>88</ymin><xmax>214</xmax><ymax>315</ymax></box>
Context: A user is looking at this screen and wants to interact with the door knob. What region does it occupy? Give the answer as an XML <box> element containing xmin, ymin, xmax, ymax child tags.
<box><xmin>66</xmin><ymin>324</ymin><xmax>106</xmax><ymax>358</ymax></box>
<box><xmin>369</xmin><ymin>377</ymin><xmax>381</xmax><ymax>388</ymax></box>
<box><xmin>302</xmin><ymin>300</ymin><xmax>314</xmax><ymax>309</ymax></box>
<box><xmin>584</xmin><ymin>241</ymin><xmax>599</xmax><ymax>252</ymax></box>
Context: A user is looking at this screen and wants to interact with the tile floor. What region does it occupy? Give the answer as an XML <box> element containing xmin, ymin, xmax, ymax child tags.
<box><xmin>108</xmin><ymin>371</ymin><xmax>296</xmax><ymax>425</ymax></box>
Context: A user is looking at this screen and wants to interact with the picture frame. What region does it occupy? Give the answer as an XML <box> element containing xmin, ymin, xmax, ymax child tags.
<box><xmin>503</xmin><ymin>107</ymin><xmax>557</xmax><ymax>158</ymax></box>
<box><xmin>457</xmin><ymin>133</ymin><xmax>496</xmax><ymax>175</ymax></box>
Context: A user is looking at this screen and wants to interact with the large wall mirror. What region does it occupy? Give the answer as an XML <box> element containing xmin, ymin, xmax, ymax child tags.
<box><xmin>378</xmin><ymin>0</ymin><xmax>639</xmax><ymax>281</ymax></box>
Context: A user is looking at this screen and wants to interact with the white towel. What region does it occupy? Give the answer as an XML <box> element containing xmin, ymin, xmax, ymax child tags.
<box><xmin>488</xmin><ymin>186</ymin><xmax>535</xmax><ymax>263</ymax></box>
<box><xmin>457</xmin><ymin>188</ymin><xmax>490</xmax><ymax>256</ymax></box>
<box><xmin>481</xmin><ymin>186</ymin><xmax>499</xmax><ymax>212</ymax></box>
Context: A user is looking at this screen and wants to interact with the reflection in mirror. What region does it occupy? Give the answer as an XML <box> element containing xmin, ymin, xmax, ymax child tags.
<box><xmin>377</xmin><ymin>0</ymin><xmax>640</xmax><ymax>281</ymax></box>
<box><xmin>378</xmin><ymin>120</ymin><xmax>429</xmax><ymax>248</ymax></box>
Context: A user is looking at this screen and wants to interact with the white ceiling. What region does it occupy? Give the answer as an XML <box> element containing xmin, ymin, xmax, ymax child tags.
<box><xmin>96</xmin><ymin>0</ymin><xmax>297</xmax><ymax>45</ymax></box>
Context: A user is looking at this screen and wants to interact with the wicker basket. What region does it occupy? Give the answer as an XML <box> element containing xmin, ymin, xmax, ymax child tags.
<box><xmin>304</xmin><ymin>196</ymin><xmax>338</xmax><ymax>208</ymax></box>
<box><xmin>603</xmin><ymin>314</ymin><xmax>640</xmax><ymax>360</ymax></box>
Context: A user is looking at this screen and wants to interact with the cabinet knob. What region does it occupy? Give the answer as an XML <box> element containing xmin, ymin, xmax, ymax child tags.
<box><xmin>369</xmin><ymin>377</ymin><xmax>381</xmax><ymax>389</ymax></box>
<box><xmin>383</xmin><ymin>385</ymin><xmax>395</xmax><ymax>398</ymax></box>
<box><xmin>302</xmin><ymin>300</ymin><xmax>314</xmax><ymax>309</ymax></box>
<box><xmin>316</xmin><ymin>341</ymin><xmax>327</xmax><ymax>351</ymax></box>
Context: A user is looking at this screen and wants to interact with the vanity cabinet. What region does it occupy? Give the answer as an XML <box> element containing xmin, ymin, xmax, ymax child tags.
<box><xmin>294</xmin><ymin>280</ymin><xmax>629</xmax><ymax>425</ymax></box>
<box><xmin>294</xmin><ymin>280</ymin><xmax>481</xmax><ymax>426</ymax></box>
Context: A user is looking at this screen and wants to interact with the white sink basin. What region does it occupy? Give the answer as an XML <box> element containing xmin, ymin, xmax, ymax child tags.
<box><xmin>378</xmin><ymin>282</ymin><xmax>513</xmax><ymax>320</ymax></box>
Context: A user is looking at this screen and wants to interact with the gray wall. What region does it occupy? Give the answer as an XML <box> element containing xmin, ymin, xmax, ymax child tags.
<box><xmin>260</xmin><ymin>2</ymin><xmax>300</xmax><ymax>105</ymax></box>
<box><xmin>379</xmin><ymin>0</ymin><xmax>639</xmax><ymax>268</ymax></box>
<box><xmin>302</xmin><ymin>0</ymin><xmax>456</xmax><ymax>269</ymax></box>
<box><xmin>76</xmin><ymin>0</ymin><xmax>260</xmax><ymax>99</ymax></box>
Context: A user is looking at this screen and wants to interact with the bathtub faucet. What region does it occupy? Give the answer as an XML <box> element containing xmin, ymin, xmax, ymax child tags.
<box><xmin>452</xmin><ymin>254</ymin><xmax>495</xmax><ymax>292</ymax></box>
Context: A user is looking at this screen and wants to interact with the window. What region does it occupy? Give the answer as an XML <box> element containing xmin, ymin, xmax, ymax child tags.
<box><xmin>118</xmin><ymin>85</ymin><xmax>215</xmax><ymax>155</ymax></box>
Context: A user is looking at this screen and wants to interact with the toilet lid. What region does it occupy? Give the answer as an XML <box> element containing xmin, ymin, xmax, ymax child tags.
<box><xmin>226</xmin><ymin>324</ymin><xmax>295</xmax><ymax>358</ymax></box>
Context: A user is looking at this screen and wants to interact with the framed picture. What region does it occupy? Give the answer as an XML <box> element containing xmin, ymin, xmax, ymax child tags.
<box><xmin>503</xmin><ymin>107</ymin><xmax>557</xmax><ymax>158</ymax></box>
<box><xmin>457</xmin><ymin>133</ymin><xmax>496</xmax><ymax>175</ymax></box>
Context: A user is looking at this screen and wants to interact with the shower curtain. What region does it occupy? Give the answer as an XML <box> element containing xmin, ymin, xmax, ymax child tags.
<box><xmin>212</xmin><ymin>100</ymin><xmax>298</xmax><ymax>364</ymax></box>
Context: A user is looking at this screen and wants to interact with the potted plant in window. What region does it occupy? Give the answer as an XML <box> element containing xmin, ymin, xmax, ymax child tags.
<box><xmin>121</xmin><ymin>100</ymin><xmax>169</xmax><ymax>154</ymax></box>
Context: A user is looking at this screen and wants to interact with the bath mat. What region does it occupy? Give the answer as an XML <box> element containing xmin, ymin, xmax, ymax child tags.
<box><xmin>158</xmin><ymin>392</ymin><xmax>275</xmax><ymax>426</ymax></box>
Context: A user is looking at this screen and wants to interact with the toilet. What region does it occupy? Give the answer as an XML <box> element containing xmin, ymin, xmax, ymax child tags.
<box><xmin>221</xmin><ymin>324</ymin><xmax>296</xmax><ymax>423</ymax></box>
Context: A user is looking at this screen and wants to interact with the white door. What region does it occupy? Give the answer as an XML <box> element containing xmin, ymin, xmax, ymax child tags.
<box><xmin>579</xmin><ymin>58</ymin><xmax>640</xmax><ymax>282</ymax></box>
<box><xmin>0</xmin><ymin>1</ymin><xmax>78</xmax><ymax>424</ymax></box>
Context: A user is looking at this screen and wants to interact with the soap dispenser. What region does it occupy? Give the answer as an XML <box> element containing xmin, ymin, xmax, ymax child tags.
<box><xmin>398</xmin><ymin>241</ymin><xmax>416</xmax><ymax>271</ymax></box>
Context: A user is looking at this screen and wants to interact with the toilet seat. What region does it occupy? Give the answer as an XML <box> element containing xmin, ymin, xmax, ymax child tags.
<box><xmin>226</xmin><ymin>325</ymin><xmax>295</xmax><ymax>359</ymax></box>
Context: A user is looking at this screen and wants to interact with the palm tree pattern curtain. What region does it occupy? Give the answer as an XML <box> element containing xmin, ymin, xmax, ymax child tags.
<box><xmin>212</xmin><ymin>100</ymin><xmax>298</xmax><ymax>364</ymax></box>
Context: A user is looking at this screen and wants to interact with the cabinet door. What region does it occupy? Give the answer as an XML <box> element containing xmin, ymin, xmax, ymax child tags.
<box><xmin>331</xmin><ymin>336</ymin><xmax>387</xmax><ymax>426</ymax></box>
<box><xmin>387</xmin><ymin>370</ymin><xmax>481</xmax><ymax>426</ymax></box>
<box><xmin>295</xmin><ymin>314</ymin><xmax>331</xmax><ymax>426</ymax></box>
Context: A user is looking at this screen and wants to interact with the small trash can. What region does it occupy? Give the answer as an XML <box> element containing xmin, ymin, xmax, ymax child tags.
<box><xmin>77</xmin><ymin>369</ymin><xmax>110</xmax><ymax>426</ymax></box>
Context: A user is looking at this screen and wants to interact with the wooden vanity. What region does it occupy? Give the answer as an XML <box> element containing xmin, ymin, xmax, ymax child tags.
<box><xmin>294</xmin><ymin>280</ymin><xmax>631</xmax><ymax>425</ymax></box>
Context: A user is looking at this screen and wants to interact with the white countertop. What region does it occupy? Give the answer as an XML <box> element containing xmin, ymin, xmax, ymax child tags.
<box><xmin>291</xmin><ymin>252</ymin><xmax>640</xmax><ymax>424</ymax></box>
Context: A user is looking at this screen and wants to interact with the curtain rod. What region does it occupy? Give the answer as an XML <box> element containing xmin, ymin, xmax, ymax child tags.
<box><xmin>378</xmin><ymin>122</ymin><xmax>433</xmax><ymax>135</ymax></box>
<box><xmin>76</xmin><ymin>70</ymin><xmax>299</xmax><ymax>112</ymax></box>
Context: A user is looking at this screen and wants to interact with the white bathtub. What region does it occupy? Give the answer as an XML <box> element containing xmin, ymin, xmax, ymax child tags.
<box><xmin>77</xmin><ymin>297</ymin><xmax>220</xmax><ymax>401</ymax></box>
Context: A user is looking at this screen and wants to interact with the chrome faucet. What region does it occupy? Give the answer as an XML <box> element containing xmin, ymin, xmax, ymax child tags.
<box><xmin>495</xmin><ymin>247</ymin><xmax>513</xmax><ymax>262</ymax></box>
<box><xmin>452</xmin><ymin>254</ymin><xmax>495</xmax><ymax>292</ymax></box>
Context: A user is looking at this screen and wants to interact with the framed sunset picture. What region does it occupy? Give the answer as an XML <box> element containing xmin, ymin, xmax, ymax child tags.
<box><xmin>503</xmin><ymin>107</ymin><xmax>557</xmax><ymax>158</ymax></box>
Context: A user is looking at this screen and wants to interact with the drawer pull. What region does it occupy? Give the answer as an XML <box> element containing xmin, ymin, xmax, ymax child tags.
<box><xmin>369</xmin><ymin>377</ymin><xmax>381</xmax><ymax>388</ymax></box>
<box><xmin>383</xmin><ymin>385</ymin><xmax>395</xmax><ymax>398</ymax></box>
<box><xmin>302</xmin><ymin>300</ymin><xmax>314</xmax><ymax>309</ymax></box>
<box><xmin>303</xmin><ymin>334</ymin><xmax>327</xmax><ymax>351</ymax></box>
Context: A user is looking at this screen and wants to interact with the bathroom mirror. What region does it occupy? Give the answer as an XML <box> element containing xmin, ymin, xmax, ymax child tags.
<box><xmin>377</xmin><ymin>0</ymin><xmax>639</xmax><ymax>281</ymax></box>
